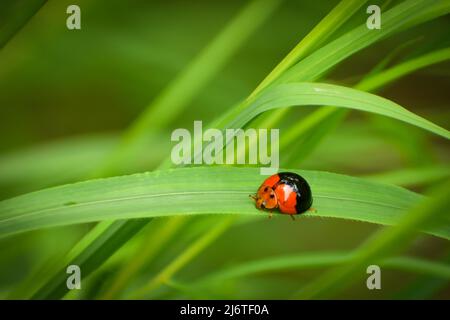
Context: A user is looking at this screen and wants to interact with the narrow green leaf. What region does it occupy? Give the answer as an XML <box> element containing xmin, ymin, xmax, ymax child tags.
<box><xmin>1</xmin><ymin>167</ymin><xmax>448</xmax><ymax>240</ymax></box>
<box><xmin>69</xmin><ymin>1</ymin><xmax>450</xmax><ymax>290</ymax></box>
<box><xmin>0</xmin><ymin>135</ymin><xmax>117</xmax><ymax>193</ymax></box>
<box><xmin>363</xmin><ymin>166</ymin><xmax>450</xmax><ymax>187</ymax></box>
<box><xmin>100</xmin><ymin>217</ymin><xmax>187</xmax><ymax>299</ymax></box>
<box><xmin>31</xmin><ymin>219</ymin><xmax>148</xmax><ymax>299</ymax></box>
<box><xmin>232</xmin><ymin>82</ymin><xmax>449</xmax><ymax>139</ymax></box>
<box><xmin>358</xmin><ymin>47</ymin><xmax>450</xmax><ymax>90</ymax></box>
<box><xmin>28</xmin><ymin>0</ymin><xmax>284</xmax><ymax>299</ymax></box>
<box><xmin>394</xmin><ymin>253</ymin><xmax>450</xmax><ymax>299</ymax></box>
<box><xmin>277</xmin><ymin>0</ymin><xmax>450</xmax><ymax>84</ymax></box>
<box><xmin>131</xmin><ymin>216</ymin><xmax>236</xmax><ymax>298</ymax></box>
<box><xmin>250</xmin><ymin>0</ymin><xmax>367</xmax><ymax>98</ymax></box>
<box><xmin>293</xmin><ymin>180</ymin><xmax>450</xmax><ymax>299</ymax></box>
<box><xmin>192</xmin><ymin>252</ymin><xmax>450</xmax><ymax>287</ymax></box>
<box><xmin>96</xmin><ymin>0</ymin><xmax>283</xmax><ymax>176</ymax></box>
<box><xmin>218</xmin><ymin>0</ymin><xmax>449</xmax><ymax>129</ymax></box>
<box><xmin>280</xmin><ymin>46</ymin><xmax>450</xmax><ymax>166</ymax></box>
<box><xmin>248</xmin><ymin>0</ymin><xmax>369</xmax><ymax>129</ymax></box>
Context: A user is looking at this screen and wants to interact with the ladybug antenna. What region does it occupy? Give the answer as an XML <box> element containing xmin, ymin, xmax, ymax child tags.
<box><xmin>249</xmin><ymin>194</ymin><xmax>257</xmax><ymax>201</ymax></box>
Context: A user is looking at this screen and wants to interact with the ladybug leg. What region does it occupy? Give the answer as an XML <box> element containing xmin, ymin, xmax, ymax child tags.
<box><xmin>307</xmin><ymin>207</ymin><xmax>317</xmax><ymax>213</ymax></box>
<box><xmin>268</xmin><ymin>211</ymin><xmax>273</xmax><ymax>219</ymax></box>
<box><xmin>290</xmin><ymin>214</ymin><xmax>296</xmax><ymax>221</ymax></box>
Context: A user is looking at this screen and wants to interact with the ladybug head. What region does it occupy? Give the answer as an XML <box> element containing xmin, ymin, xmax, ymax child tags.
<box><xmin>252</xmin><ymin>185</ymin><xmax>278</xmax><ymax>210</ymax></box>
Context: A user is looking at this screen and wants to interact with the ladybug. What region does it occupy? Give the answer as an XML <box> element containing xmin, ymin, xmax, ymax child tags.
<box><xmin>250</xmin><ymin>172</ymin><xmax>314</xmax><ymax>219</ymax></box>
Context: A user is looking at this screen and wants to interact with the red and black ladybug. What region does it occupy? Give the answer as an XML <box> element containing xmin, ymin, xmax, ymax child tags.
<box><xmin>251</xmin><ymin>172</ymin><xmax>314</xmax><ymax>219</ymax></box>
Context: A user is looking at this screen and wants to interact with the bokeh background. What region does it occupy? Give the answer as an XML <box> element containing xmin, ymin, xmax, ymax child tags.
<box><xmin>0</xmin><ymin>0</ymin><xmax>449</xmax><ymax>299</ymax></box>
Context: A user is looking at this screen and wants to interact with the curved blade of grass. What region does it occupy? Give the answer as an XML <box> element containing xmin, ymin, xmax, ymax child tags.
<box><xmin>100</xmin><ymin>216</ymin><xmax>187</xmax><ymax>299</ymax></box>
<box><xmin>31</xmin><ymin>218</ymin><xmax>148</xmax><ymax>299</ymax></box>
<box><xmin>277</xmin><ymin>0</ymin><xmax>450</xmax><ymax>84</ymax></box>
<box><xmin>0</xmin><ymin>135</ymin><xmax>118</xmax><ymax>196</ymax></box>
<box><xmin>5</xmin><ymin>47</ymin><xmax>447</xmax><ymax>195</ymax></box>
<box><xmin>283</xmin><ymin>108</ymin><xmax>347</xmax><ymax>166</ymax></box>
<box><xmin>131</xmin><ymin>216</ymin><xmax>236</xmax><ymax>298</ymax></box>
<box><xmin>280</xmin><ymin>47</ymin><xmax>450</xmax><ymax>158</ymax></box>
<box><xmin>128</xmin><ymin>0</ymin><xmax>282</xmax><ymax>133</ymax></box>
<box><xmin>95</xmin><ymin>0</ymin><xmax>283</xmax><ymax>177</ymax></box>
<box><xmin>27</xmin><ymin>0</ymin><xmax>448</xmax><ymax>300</ymax></box>
<box><xmin>24</xmin><ymin>0</ymin><xmax>284</xmax><ymax>299</ymax></box>
<box><xmin>39</xmin><ymin>2</ymin><xmax>370</xmax><ymax>299</ymax></box>
<box><xmin>365</xmin><ymin>36</ymin><xmax>424</xmax><ymax>78</ymax></box>
<box><xmin>191</xmin><ymin>252</ymin><xmax>450</xmax><ymax>287</ymax></box>
<box><xmin>230</xmin><ymin>82</ymin><xmax>449</xmax><ymax>139</ymax></box>
<box><xmin>65</xmin><ymin>1</ymin><xmax>449</xmax><ymax>298</ymax></box>
<box><xmin>249</xmin><ymin>0</ymin><xmax>367</xmax><ymax>99</ymax></box>
<box><xmin>358</xmin><ymin>47</ymin><xmax>450</xmax><ymax>90</ymax></box>
<box><xmin>1</xmin><ymin>167</ymin><xmax>449</xmax><ymax>240</ymax></box>
<box><xmin>247</xmin><ymin>0</ymin><xmax>374</xmax><ymax>132</ymax></box>
<box><xmin>125</xmin><ymin>215</ymin><xmax>274</xmax><ymax>299</ymax></box>
<box><xmin>363</xmin><ymin>166</ymin><xmax>450</xmax><ymax>187</ymax></box>
<box><xmin>212</xmin><ymin>2</ymin><xmax>449</xmax><ymax>172</ymax></box>
<box><xmin>0</xmin><ymin>132</ymin><xmax>171</xmax><ymax>197</ymax></box>
<box><xmin>6</xmin><ymin>219</ymin><xmax>116</xmax><ymax>299</ymax></box>
<box><xmin>394</xmin><ymin>252</ymin><xmax>450</xmax><ymax>299</ymax></box>
<box><xmin>31</xmin><ymin>61</ymin><xmax>450</xmax><ymax>297</ymax></box>
<box><xmin>218</xmin><ymin>0</ymin><xmax>449</xmax><ymax>129</ymax></box>
<box><xmin>293</xmin><ymin>180</ymin><xmax>450</xmax><ymax>299</ymax></box>
<box><xmin>99</xmin><ymin>0</ymin><xmax>385</xmax><ymax>289</ymax></box>
<box><xmin>198</xmin><ymin>81</ymin><xmax>449</xmax><ymax>166</ymax></box>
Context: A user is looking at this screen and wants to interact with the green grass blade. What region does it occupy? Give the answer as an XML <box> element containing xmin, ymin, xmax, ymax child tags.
<box><xmin>100</xmin><ymin>216</ymin><xmax>187</xmax><ymax>299</ymax></box>
<box><xmin>384</xmin><ymin>256</ymin><xmax>450</xmax><ymax>279</ymax></box>
<box><xmin>31</xmin><ymin>49</ymin><xmax>450</xmax><ymax>298</ymax></box>
<box><xmin>357</xmin><ymin>47</ymin><xmax>450</xmax><ymax>90</ymax></box>
<box><xmin>282</xmin><ymin>108</ymin><xmax>347</xmax><ymax>166</ymax></box>
<box><xmin>4</xmin><ymin>44</ymin><xmax>448</xmax><ymax>194</ymax></box>
<box><xmin>62</xmin><ymin>2</ymin><xmax>450</xmax><ymax>294</ymax></box>
<box><xmin>22</xmin><ymin>1</ymin><xmax>448</xmax><ymax>302</ymax></box>
<box><xmin>25</xmin><ymin>0</ymin><xmax>282</xmax><ymax>298</ymax></box>
<box><xmin>0</xmin><ymin>135</ymin><xmax>117</xmax><ymax>195</ymax></box>
<box><xmin>277</xmin><ymin>0</ymin><xmax>450</xmax><ymax>84</ymax></box>
<box><xmin>131</xmin><ymin>216</ymin><xmax>236</xmax><ymax>298</ymax></box>
<box><xmin>249</xmin><ymin>0</ymin><xmax>367</xmax><ymax>98</ymax></box>
<box><xmin>6</xmin><ymin>219</ymin><xmax>116</xmax><ymax>299</ymax></box>
<box><xmin>67</xmin><ymin>0</ymin><xmax>370</xmax><ymax>298</ymax></box>
<box><xmin>293</xmin><ymin>180</ymin><xmax>450</xmax><ymax>299</ymax></box>
<box><xmin>394</xmin><ymin>253</ymin><xmax>450</xmax><ymax>299</ymax></box>
<box><xmin>128</xmin><ymin>0</ymin><xmax>282</xmax><ymax>132</ymax></box>
<box><xmin>0</xmin><ymin>133</ymin><xmax>170</xmax><ymax>196</ymax></box>
<box><xmin>233</xmin><ymin>82</ymin><xmax>449</xmax><ymax>139</ymax></box>
<box><xmin>247</xmin><ymin>0</ymin><xmax>367</xmax><ymax>133</ymax></box>
<box><xmin>1</xmin><ymin>167</ymin><xmax>448</xmax><ymax>240</ymax></box>
<box><xmin>95</xmin><ymin>0</ymin><xmax>283</xmax><ymax>176</ymax></box>
<box><xmin>31</xmin><ymin>218</ymin><xmax>148</xmax><ymax>299</ymax></box>
<box><xmin>280</xmin><ymin>46</ymin><xmax>450</xmax><ymax>165</ymax></box>
<box><xmin>26</xmin><ymin>0</ymin><xmax>283</xmax><ymax>299</ymax></box>
<box><xmin>191</xmin><ymin>252</ymin><xmax>450</xmax><ymax>287</ymax></box>
<box><xmin>363</xmin><ymin>166</ymin><xmax>450</xmax><ymax>187</ymax></box>
<box><xmin>217</xmin><ymin>0</ymin><xmax>449</xmax><ymax>131</ymax></box>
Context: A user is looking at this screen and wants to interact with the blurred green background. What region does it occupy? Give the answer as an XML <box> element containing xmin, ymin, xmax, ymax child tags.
<box><xmin>0</xmin><ymin>0</ymin><xmax>449</xmax><ymax>299</ymax></box>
